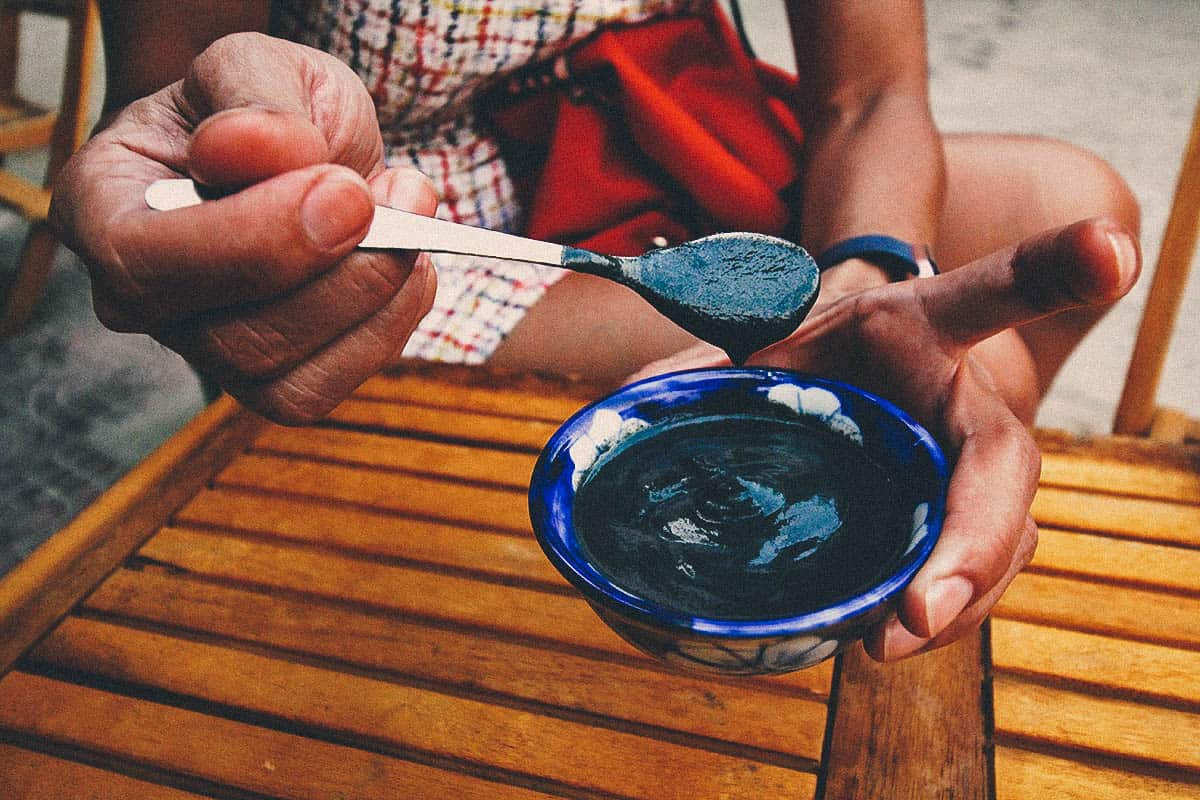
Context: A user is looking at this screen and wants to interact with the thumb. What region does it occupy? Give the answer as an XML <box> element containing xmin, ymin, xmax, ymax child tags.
<box><xmin>918</xmin><ymin>216</ymin><xmax>1140</xmax><ymax>349</ymax></box>
<box><xmin>181</xmin><ymin>32</ymin><xmax>384</xmax><ymax>186</ymax></box>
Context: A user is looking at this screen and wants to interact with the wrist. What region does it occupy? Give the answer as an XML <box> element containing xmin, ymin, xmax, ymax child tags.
<box><xmin>819</xmin><ymin>257</ymin><xmax>892</xmax><ymax>295</ymax></box>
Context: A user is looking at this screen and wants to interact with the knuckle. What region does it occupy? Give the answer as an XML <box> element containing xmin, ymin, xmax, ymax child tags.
<box><xmin>1013</xmin><ymin>426</ymin><xmax>1042</xmax><ymax>478</ymax></box>
<box><xmin>194</xmin><ymin>31</ymin><xmax>268</xmax><ymax>71</ymax></box>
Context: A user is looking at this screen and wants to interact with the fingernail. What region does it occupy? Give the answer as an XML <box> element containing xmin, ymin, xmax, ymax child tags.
<box><xmin>924</xmin><ymin>576</ymin><xmax>974</xmax><ymax>637</ymax></box>
<box><xmin>376</xmin><ymin>167</ymin><xmax>436</xmax><ymax>213</ymax></box>
<box><xmin>301</xmin><ymin>172</ymin><xmax>371</xmax><ymax>250</ymax></box>
<box><xmin>1106</xmin><ymin>229</ymin><xmax>1140</xmax><ymax>295</ymax></box>
<box><xmin>877</xmin><ymin>617</ymin><xmax>929</xmax><ymax>662</ymax></box>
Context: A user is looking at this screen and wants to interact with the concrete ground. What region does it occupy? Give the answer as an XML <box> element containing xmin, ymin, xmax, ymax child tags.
<box><xmin>2</xmin><ymin>1</ymin><xmax>1198</xmax><ymax>572</ymax></box>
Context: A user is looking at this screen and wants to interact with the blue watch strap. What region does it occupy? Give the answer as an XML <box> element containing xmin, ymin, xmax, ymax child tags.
<box><xmin>816</xmin><ymin>235</ymin><xmax>938</xmax><ymax>280</ymax></box>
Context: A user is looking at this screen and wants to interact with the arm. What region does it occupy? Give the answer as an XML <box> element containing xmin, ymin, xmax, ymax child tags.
<box><xmin>633</xmin><ymin>3</ymin><xmax>1140</xmax><ymax>661</ymax></box>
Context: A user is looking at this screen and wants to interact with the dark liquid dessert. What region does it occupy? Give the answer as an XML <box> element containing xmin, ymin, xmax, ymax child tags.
<box><xmin>572</xmin><ymin>414</ymin><xmax>910</xmax><ymax>620</ymax></box>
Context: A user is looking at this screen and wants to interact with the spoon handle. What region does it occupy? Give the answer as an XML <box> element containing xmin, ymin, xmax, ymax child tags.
<box><xmin>144</xmin><ymin>178</ymin><xmax>566</xmax><ymax>267</ymax></box>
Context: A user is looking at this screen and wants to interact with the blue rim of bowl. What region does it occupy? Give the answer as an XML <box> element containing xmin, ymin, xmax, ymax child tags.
<box><xmin>528</xmin><ymin>367</ymin><xmax>950</xmax><ymax>639</ymax></box>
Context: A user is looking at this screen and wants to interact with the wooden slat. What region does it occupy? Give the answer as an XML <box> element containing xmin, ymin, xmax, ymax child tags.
<box><xmin>0</xmin><ymin>672</ymin><xmax>560</xmax><ymax>800</ymax></box>
<box><xmin>328</xmin><ymin>398</ymin><xmax>560</xmax><ymax>451</ymax></box>
<box><xmin>991</xmin><ymin>619</ymin><xmax>1200</xmax><ymax>709</ymax></box>
<box><xmin>993</xmin><ymin>675</ymin><xmax>1200</xmax><ymax>773</ymax></box>
<box><xmin>1032</xmin><ymin>486</ymin><xmax>1200</xmax><ymax>547</ymax></box>
<box><xmin>79</xmin><ymin>573</ymin><xmax>831</xmax><ymax>756</ymax></box>
<box><xmin>995</xmin><ymin>746</ymin><xmax>1200</xmax><ymax>800</ymax></box>
<box><xmin>36</xmin><ymin>615</ymin><xmax>826</xmax><ymax>764</ymax></box>
<box><xmin>1038</xmin><ymin>450</ymin><xmax>1200</xmax><ymax>503</ymax></box>
<box><xmin>1030</xmin><ymin>527</ymin><xmax>1200</xmax><ymax>594</ymax></box>
<box><xmin>358</xmin><ymin>368</ymin><xmax>595</xmax><ymax>422</ymax></box>
<box><xmin>993</xmin><ymin>572</ymin><xmax>1200</xmax><ymax>649</ymax></box>
<box><xmin>135</xmin><ymin>529</ymin><xmax>585</xmax><ymax>641</ymax></box>
<box><xmin>821</xmin><ymin>631</ymin><xmax>989</xmax><ymax>799</ymax></box>
<box><xmin>0</xmin><ymin>741</ymin><xmax>208</xmax><ymax>800</ymax></box>
<box><xmin>215</xmin><ymin>452</ymin><xmax>532</xmax><ymax>532</ymax></box>
<box><xmin>128</xmin><ymin>529</ymin><xmax>834</xmax><ymax>696</ymax></box>
<box><xmin>0</xmin><ymin>98</ymin><xmax>56</xmax><ymax>150</ymax></box>
<box><xmin>0</xmin><ymin>168</ymin><xmax>50</xmax><ymax>219</ymax></box>
<box><xmin>175</xmin><ymin>488</ymin><xmax>564</xmax><ymax>585</ymax></box>
<box><xmin>252</xmin><ymin>425</ymin><xmax>538</xmax><ymax>488</ymax></box>
<box><xmin>18</xmin><ymin>630</ymin><xmax>819</xmax><ymax>800</ymax></box>
<box><xmin>0</xmin><ymin>395</ymin><xmax>260</xmax><ymax>675</ymax></box>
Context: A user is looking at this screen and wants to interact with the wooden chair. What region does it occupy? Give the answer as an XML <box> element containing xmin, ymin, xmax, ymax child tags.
<box><xmin>0</xmin><ymin>0</ymin><xmax>98</xmax><ymax>336</ymax></box>
<box><xmin>1113</xmin><ymin>97</ymin><xmax>1200</xmax><ymax>443</ymax></box>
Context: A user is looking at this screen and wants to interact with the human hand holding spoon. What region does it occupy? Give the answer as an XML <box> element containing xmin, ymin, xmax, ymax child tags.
<box><xmin>146</xmin><ymin>178</ymin><xmax>820</xmax><ymax>362</ymax></box>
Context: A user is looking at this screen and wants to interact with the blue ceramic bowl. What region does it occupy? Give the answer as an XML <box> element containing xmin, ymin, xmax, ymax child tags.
<box><xmin>528</xmin><ymin>368</ymin><xmax>949</xmax><ymax>676</ymax></box>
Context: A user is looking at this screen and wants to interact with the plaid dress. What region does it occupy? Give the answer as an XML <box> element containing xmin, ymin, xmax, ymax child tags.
<box><xmin>273</xmin><ymin>0</ymin><xmax>703</xmax><ymax>362</ymax></box>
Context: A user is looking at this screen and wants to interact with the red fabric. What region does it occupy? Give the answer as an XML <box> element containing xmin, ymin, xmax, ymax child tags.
<box><xmin>490</xmin><ymin>10</ymin><xmax>805</xmax><ymax>256</ymax></box>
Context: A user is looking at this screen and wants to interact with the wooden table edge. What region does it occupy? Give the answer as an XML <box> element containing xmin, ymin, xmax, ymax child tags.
<box><xmin>0</xmin><ymin>394</ymin><xmax>264</xmax><ymax>675</ymax></box>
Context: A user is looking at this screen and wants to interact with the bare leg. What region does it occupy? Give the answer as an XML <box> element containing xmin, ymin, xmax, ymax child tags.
<box><xmin>491</xmin><ymin>133</ymin><xmax>1139</xmax><ymax>389</ymax></box>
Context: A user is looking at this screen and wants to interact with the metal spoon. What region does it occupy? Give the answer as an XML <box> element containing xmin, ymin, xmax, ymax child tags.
<box><xmin>145</xmin><ymin>178</ymin><xmax>819</xmax><ymax>363</ymax></box>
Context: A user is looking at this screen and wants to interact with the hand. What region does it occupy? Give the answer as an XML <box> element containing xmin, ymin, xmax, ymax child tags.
<box><xmin>49</xmin><ymin>33</ymin><xmax>437</xmax><ymax>424</ymax></box>
<box><xmin>629</xmin><ymin>217</ymin><xmax>1140</xmax><ymax>661</ymax></box>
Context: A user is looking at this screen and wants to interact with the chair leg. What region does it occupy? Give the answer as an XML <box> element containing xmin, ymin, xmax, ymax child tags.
<box><xmin>0</xmin><ymin>221</ymin><xmax>60</xmax><ymax>336</ymax></box>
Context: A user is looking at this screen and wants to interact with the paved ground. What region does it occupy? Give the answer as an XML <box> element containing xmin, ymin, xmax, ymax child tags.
<box><xmin>2</xmin><ymin>0</ymin><xmax>1198</xmax><ymax>573</ymax></box>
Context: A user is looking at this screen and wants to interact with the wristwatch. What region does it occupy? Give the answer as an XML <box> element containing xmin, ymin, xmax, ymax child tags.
<box><xmin>816</xmin><ymin>235</ymin><xmax>939</xmax><ymax>280</ymax></box>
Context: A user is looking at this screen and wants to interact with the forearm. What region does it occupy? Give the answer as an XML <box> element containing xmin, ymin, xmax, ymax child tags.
<box><xmin>799</xmin><ymin>91</ymin><xmax>944</xmax><ymax>255</ymax></box>
<box><xmin>787</xmin><ymin>1</ymin><xmax>944</xmax><ymax>292</ymax></box>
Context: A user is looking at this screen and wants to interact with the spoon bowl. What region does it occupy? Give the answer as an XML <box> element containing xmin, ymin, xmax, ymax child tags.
<box><xmin>563</xmin><ymin>233</ymin><xmax>818</xmax><ymax>363</ymax></box>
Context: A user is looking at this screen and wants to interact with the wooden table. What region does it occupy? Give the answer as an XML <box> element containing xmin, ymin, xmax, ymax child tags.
<box><xmin>1</xmin><ymin>364</ymin><xmax>1196</xmax><ymax>798</ymax></box>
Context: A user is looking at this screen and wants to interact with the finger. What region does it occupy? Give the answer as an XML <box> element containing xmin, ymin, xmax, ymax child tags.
<box><xmin>102</xmin><ymin>164</ymin><xmax>374</xmax><ymax>324</ymax></box>
<box><xmin>624</xmin><ymin>342</ymin><xmax>729</xmax><ymax>385</ymax></box>
<box><xmin>895</xmin><ymin>359</ymin><xmax>1041</xmax><ymax>641</ymax></box>
<box><xmin>167</xmin><ymin>249</ymin><xmax>437</xmax><ymax>379</ymax></box>
<box><xmin>918</xmin><ymin>216</ymin><xmax>1139</xmax><ymax>349</ymax></box>
<box><xmin>367</xmin><ymin>165</ymin><xmax>439</xmax><ymax>214</ymax></box>
<box><xmin>220</xmin><ymin>252</ymin><xmax>437</xmax><ymax>425</ymax></box>
<box><xmin>164</xmin><ymin>168</ymin><xmax>438</xmax><ymax>379</ymax></box>
<box><xmin>188</xmin><ymin>107</ymin><xmax>330</xmax><ymax>187</ymax></box>
<box><xmin>180</xmin><ymin>32</ymin><xmax>383</xmax><ymax>176</ymax></box>
<box><xmin>865</xmin><ymin>514</ymin><xmax>1037</xmax><ymax>661</ymax></box>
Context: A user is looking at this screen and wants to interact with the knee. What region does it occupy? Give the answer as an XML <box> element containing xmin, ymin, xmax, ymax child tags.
<box><xmin>1040</xmin><ymin>138</ymin><xmax>1141</xmax><ymax>239</ymax></box>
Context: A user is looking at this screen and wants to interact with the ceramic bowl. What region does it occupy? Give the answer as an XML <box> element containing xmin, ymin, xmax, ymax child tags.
<box><xmin>528</xmin><ymin>368</ymin><xmax>949</xmax><ymax>676</ymax></box>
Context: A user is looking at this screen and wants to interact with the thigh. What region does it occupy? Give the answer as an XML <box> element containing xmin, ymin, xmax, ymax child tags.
<box><xmin>488</xmin><ymin>272</ymin><xmax>702</xmax><ymax>382</ymax></box>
